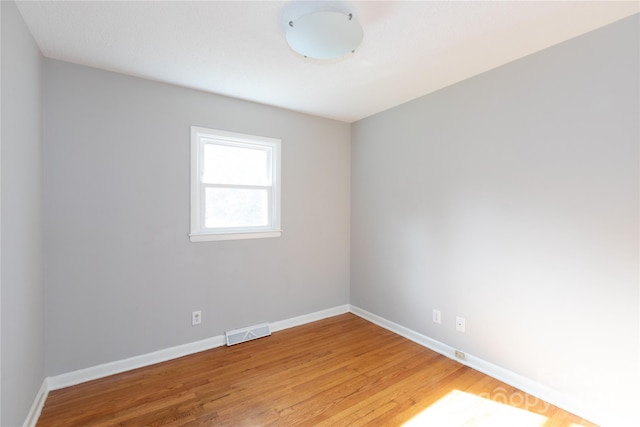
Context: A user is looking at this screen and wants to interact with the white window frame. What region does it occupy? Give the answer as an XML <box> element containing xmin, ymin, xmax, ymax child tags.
<box><xmin>190</xmin><ymin>126</ymin><xmax>282</xmax><ymax>242</ymax></box>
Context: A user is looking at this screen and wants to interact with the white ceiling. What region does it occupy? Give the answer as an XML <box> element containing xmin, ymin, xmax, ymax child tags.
<box><xmin>16</xmin><ymin>1</ymin><xmax>639</xmax><ymax>123</ymax></box>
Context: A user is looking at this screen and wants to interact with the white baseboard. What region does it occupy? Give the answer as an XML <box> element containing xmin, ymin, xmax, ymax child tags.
<box><xmin>271</xmin><ymin>304</ymin><xmax>350</xmax><ymax>332</ymax></box>
<box><xmin>47</xmin><ymin>304</ymin><xmax>351</xmax><ymax>392</ymax></box>
<box><xmin>23</xmin><ymin>378</ymin><xmax>48</xmax><ymax>427</ymax></box>
<box><xmin>349</xmin><ymin>305</ymin><xmax>454</xmax><ymax>358</ymax></box>
<box><xmin>348</xmin><ymin>305</ymin><xmax>608</xmax><ymax>426</ymax></box>
<box><xmin>48</xmin><ymin>334</ymin><xmax>227</xmax><ymax>391</ymax></box>
<box><xmin>30</xmin><ymin>304</ymin><xmax>614</xmax><ymax>426</ymax></box>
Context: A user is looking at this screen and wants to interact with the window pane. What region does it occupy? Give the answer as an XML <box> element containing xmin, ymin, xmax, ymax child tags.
<box><xmin>203</xmin><ymin>143</ymin><xmax>270</xmax><ymax>185</ymax></box>
<box><xmin>205</xmin><ymin>188</ymin><xmax>269</xmax><ymax>228</ymax></box>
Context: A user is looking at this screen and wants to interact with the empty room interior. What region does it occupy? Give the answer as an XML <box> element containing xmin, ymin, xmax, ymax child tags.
<box><xmin>1</xmin><ymin>1</ymin><xmax>639</xmax><ymax>426</ymax></box>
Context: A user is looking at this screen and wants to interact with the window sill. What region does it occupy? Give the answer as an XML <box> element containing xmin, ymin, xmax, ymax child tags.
<box><xmin>189</xmin><ymin>230</ymin><xmax>282</xmax><ymax>242</ymax></box>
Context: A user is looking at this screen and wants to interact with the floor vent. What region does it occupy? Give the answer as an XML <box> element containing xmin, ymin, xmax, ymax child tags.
<box><xmin>225</xmin><ymin>322</ymin><xmax>271</xmax><ymax>346</ymax></box>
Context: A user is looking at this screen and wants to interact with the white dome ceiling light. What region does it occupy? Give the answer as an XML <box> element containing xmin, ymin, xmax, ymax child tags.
<box><xmin>286</xmin><ymin>10</ymin><xmax>363</xmax><ymax>60</ymax></box>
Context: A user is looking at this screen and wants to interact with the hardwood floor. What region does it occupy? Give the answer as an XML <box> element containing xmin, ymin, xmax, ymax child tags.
<box><xmin>38</xmin><ymin>314</ymin><xmax>598</xmax><ymax>426</ymax></box>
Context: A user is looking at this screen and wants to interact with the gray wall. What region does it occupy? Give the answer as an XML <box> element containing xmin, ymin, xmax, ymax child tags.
<box><xmin>44</xmin><ymin>60</ymin><xmax>351</xmax><ymax>375</ymax></box>
<box><xmin>351</xmin><ymin>15</ymin><xmax>638</xmax><ymax>423</ymax></box>
<box><xmin>1</xmin><ymin>1</ymin><xmax>45</xmax><ymax>425</ymax></box>
<box><xmin>5</xmin><ymin>5</ymin><xmax>637</xmax><ymax>425</ymax></box>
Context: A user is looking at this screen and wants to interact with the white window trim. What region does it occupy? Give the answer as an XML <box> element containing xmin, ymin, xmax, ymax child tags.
<box><xmin>190</xmin><ymin>126</ymin><xmax>282</xmax><ymax>242</ymax></box>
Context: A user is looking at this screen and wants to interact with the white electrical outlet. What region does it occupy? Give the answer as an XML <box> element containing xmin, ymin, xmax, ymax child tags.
<box><xmin>456</xmin><ymin>316</ymin><xmax>466</xmax><ymax>333</ymax></box>
<box><xmin>432</xmin><ymin>309</ymin><xmax>441</xmax><ymax>324</ymax></box>
<box><xmin>192</xmin><ymin>310</ymin><xmax>202</xmax><ymax>326</ymax></box>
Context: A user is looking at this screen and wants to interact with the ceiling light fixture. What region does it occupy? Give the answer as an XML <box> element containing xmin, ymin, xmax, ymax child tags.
<box><xmin>286</xmin><ymin>10</ymin><xmax>363</xmax><ymax>60</ymax></box>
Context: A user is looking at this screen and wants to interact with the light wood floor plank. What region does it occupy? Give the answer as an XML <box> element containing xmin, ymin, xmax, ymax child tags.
<box><xmin>38</xmin><ymin>314</ymin><xmax>598</xmax><ymax>426</ymax></box>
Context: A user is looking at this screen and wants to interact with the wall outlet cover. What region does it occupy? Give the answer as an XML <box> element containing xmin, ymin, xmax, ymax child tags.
<box><xmin>192</xmin><ymin>310</ymin><xmax>202</xmax><ymax>326</ymax></box>
<box><xmin>454</xmin><ymin>350</ymin><xmax>467</xmax><ymax>361</ymax></box>
<box><xmin>432</xmin><ymin>309</ymin><xmax>441</xmax><ymax>324</ymax></box>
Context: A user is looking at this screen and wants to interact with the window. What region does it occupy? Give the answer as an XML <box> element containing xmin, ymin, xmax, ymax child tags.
<box><xmin>190</xmin><ymin>126</ymin><xmax>281</xmax><ymax>242</ymax></box>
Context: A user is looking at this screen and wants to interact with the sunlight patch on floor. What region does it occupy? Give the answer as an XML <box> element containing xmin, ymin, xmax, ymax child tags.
<box><xmin>402</xmin><ymin>389</ymin><xmax>548</xmax><ymax>427</ymax></box>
